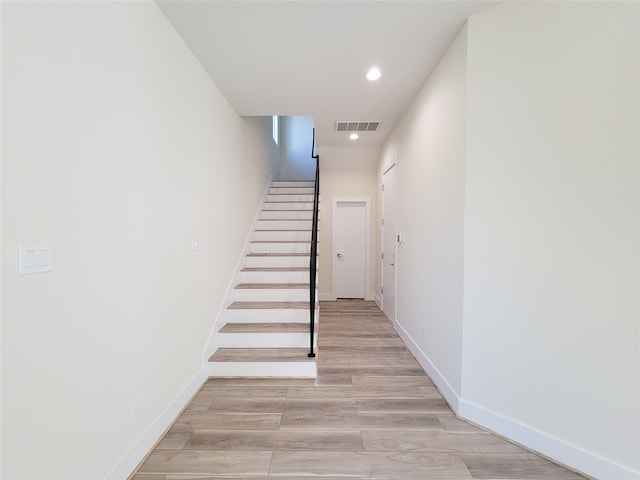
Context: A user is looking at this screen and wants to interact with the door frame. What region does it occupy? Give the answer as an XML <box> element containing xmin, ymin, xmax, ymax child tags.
<box><xmin>331</xmin><ymin>197</ymin><xmax>372</xmax><ymax>301</ymax></box>
<box><xmin>382</xmin><ymin>162</ymin><xmax>397</xmax><ymax>322</ymax></box>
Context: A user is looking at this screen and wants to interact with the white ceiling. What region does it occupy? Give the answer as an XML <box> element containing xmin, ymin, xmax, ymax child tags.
<box><xmin>156</xmin><ymin>1</ymin><xmax>495</xmax><ymax>147</ymax></box>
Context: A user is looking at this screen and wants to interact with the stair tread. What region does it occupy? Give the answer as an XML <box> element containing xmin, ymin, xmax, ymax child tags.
<box><xmin>242</xmin><ymin>267</ymin><xmax>309</xmax><ymax>272</ymax></box>
<box><xmin>251</xmin><ymin>240</ymin><xmax>313</xmax><ymax>243</ymax></box>
<box><xmin>255</xmin><ymin>229</ymin><xmax>312</xmax><ymax>232</ymax></box>
<box><xmin>228</xmin><ymin>301</ymin><xmax>311</xmax><ymax>309</ymax></box>
<box><xmin>209</xmin><ymin>348</ymin><xmax>316</xmax><ymax>363</ymax></box>
<box><xmin>236</xmin><ymin>283</ymin><xmax>309</xmax><ymax>289</ymax></box>
<box><xmin>220</xmin><ymin>323</ymin><xmax>311</xmax><ymax>333</ymax></box>
<box><xmin>247</xmin><ymin>253</ymin><xmax>310</xmax><ymax>257</ymax></box>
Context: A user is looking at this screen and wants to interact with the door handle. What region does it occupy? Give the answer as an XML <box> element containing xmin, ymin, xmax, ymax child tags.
<box><xmin>337</xmin><ymin>253</ymin><xmax>343</xmax><ymax>259</ymax></box>
<box><xmin>390</xmin><ymin>263</ymin><xmax>395</xmax><ymax>266</ymax></box>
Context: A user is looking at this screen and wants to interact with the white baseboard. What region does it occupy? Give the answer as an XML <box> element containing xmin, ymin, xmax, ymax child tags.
<box><xmin>392</xmin><ymin>319</ymin><xmax>639</xmax><ymax>480</ymax></box>
<box><xmin>374</xmin><ymin>294</ymin><xmax>382</xmax><ymax>310</ymax></box>
<box><xmin>391</xmin><ymin>319</ymin><xmax>460</xmax><ymax>411</ymax></box>
<box><xmin>458</xmin><ymin>400</ymin><xmax>640</xmax><ymax>480</ymax></box>
<box><xmin>107</xmin><ymin>368</ymin><xmax>207</xmax><ymax>479</ymax></box>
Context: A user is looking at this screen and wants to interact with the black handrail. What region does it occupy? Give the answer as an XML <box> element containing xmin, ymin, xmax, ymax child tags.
<box><xmin>308</xmin><ymin>129</ymin><xmax>319</xmax><ymax>358</ymax></box>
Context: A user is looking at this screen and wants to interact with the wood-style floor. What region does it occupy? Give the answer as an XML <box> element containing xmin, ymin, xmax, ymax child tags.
<box><xmin>131</xmin><ymin>300</ymin><xmax>587</xmax><ymax>479</ymax></box>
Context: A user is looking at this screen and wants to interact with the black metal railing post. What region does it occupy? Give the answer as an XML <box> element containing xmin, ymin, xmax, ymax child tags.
<box><xmin>308</xmin><ymin>129</ymin><xmax>319</xmax><ymax>358</ymax></box>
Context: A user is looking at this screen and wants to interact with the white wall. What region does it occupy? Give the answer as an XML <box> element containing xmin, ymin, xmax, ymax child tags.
<box><xmin>318</xmin><ymin>146</ymin><xmax>379</xmax><ymax>300</ymax></box>
<box><xmin>279</xmin><ymin>115</ymin><xmax>316</xmax><ymax>180</ymax></box>
<box><xmin>377</xmin><ymin>25</ymin><xmax>468</xmax><ymax>398</ymax></box>
<box><xmin>378</xmin><ymin>2</ymin><xmax>639</xmax><ymax>479</ymax></box>
<box><xmin>1</xmin><ymin>2</ymin><xmax>275</xmax><ymax>478</ymax></box>
<box><xmin>462</xmin><ymin>2</ymin><xmax>639</xmax><ymax>477</ymax></box>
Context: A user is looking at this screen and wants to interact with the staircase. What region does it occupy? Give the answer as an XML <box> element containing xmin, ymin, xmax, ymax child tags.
<box><xmin>207</xmin><ymin>180</ymin><xmax>319</xmax><ymax>378</ymax></box>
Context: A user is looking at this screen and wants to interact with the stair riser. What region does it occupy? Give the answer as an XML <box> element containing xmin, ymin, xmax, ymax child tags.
<box><xmin>251</xmin><ymin>242</ymin><xmax>311</xmax><ymax>254</ymax></box>
<box><xmin>207</xmin><ymin>361</ymin><xmax>317</xmax><ymax>378</ymax></box>
<box><xmin>264</xmin><ymin>203</ymin><xmax>313</xmax><ymax>211</ymax></box>
<box><xmin>254</xmin><ymin>231</ymin><xmax>311</xmax><ymax>242</ymax></box>
<box><xmin>269</xmin><ymin>187</ymin><xmax>314</xmax><ymax>195</ymax></box>
<box><xmin>219</xmin><ymin>333</ymin><xmax>317</xmax><ymax>348</ymax></box>
<box><xmin>260</xmin><ymin>210</ymin><xmax>314</xmax><ymax>220</ymax></box>
<box><xmin>240</xmin><ymin>271</ymin><xmax>313</xmax><ymax>283</ymax></box>
<box><xmin>234</xmin><ymin>288</ymin><xmax>309</xmax><ymax>302</ymax></box>
<box><xmin>257</xmin><ymin>220</ymin><xmax>312</xmax><ymax>230</ymax></box>
<box><xmin>246</xmin><ymin>256</ymin><xmax>310</xmax><ymax>268</ymax></box>
<box><xmin>227</xmin><ymin>307</ymin><xmax>318</xmax><ymax>323</ymax></box>
<box><xmin>266</xmin><ymin>194</ymin><xmax>315</xmax><ymax>202</ymax></box>
<box><xmin>272</xmin><ymin>181</ymin><xmax>314</xmax><ymax>188</ymax></box>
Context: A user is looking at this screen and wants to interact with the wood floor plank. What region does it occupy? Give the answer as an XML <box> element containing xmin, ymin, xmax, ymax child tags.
<box><xmin>137</xmin><ymin>450</ymin><xmax>272</xmax><ymax>475</ymax></box>
<box><xmin>185</xmin><ymin>430</ymin><xmax>364</xmax><ymax>451</ymax></box>
<box><xmin>269</xmin><ymin>450</ymin><xmax>473</xmax><ymax>478</ymax></box>
<box><xmin>460</xmin><ymin>453</ymin><xmax>587</xmax><ymax>479</ymax></box>
<box><xmin>352</xmin><ymin>375</ymin><xmax>433</xmax><ymax>387</ymax></box>
<box><xmin>280</xmin><ymin>412</ymin><xmax>443</xmax><ymax>430</ymax></box>
<box><xmin>356</xmin><ymin>398</ymin><xmax>451</xmax><ymax>414</ymax></box>
<box><xmin>286</xmin><ymin>385</ymin><xmax>425</xmax><ymax>399</ymax></box>
<box><xmin>362</xmin><ymin>431</ymin><xmax>527</xmax><ymax>454</ymax></box>
<box><xmin>171</xmin><ymin>413</ymin><xmax>282</xmax><ymax>432</ymax></box>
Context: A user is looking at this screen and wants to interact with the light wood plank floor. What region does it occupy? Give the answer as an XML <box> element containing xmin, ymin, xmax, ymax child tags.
<box><xmin>131</xmin><ymin>300</ymin><xmax>587</xmax><ymax>479</ymax></box>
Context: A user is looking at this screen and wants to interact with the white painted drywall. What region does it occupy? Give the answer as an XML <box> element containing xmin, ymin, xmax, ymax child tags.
<box><xmin>462</xmin><ymin>2</ymin><xmax>639</xmax><ymax>476</ymax></box>
<box><xmin>1</xmin><ymin>2</ymin><xmax>275</xmax><ymax>478</ymax></box>
<box><xmin>318</xmin><ymin>146</ymin><xmax>379</xmax><ymax>300</ymax></box>
<box><xmin>377</xmin><ymin>24</ymin><xmax>468</xmax><ymax>396</ymax></box>
<box><xmin>279</xmin><ymin>115</ymin><xmax>316</xmax><ymax>180</ymax></box>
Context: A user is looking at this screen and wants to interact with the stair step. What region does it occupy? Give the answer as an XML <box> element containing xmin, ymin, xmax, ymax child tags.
<box><xmin>226</xmin><ymin>301</ymin><xmax>318</xmax><ymax>323</ymax></box>
<box><xmin>246</xmin><ymin>253</ymin><xmax>312</xmax><ymax>268</ymax></box>
<box><xmin>260</xmin><ymin>210</ymin><xmax>314</xmax><ymax>220</ymax></box>
<box><xmin>220</xmin><ymin>322</ymin><xmax>310</xmax><ymax>333</ymax></box>
<box><xmin>254</xmin><ymin>230</ymin><xmax>312</xmax><ymax>242</ymax></box>
<box><xmin>257</xmin><ymin>219</ymin><xmax>312</xmax><ymax>230</ymax></box>
<box><xmin>263</xmin><ymin>202</ymin><xmax>313</xmax><ymax>211</ymax></box>
<box><xmin>207</xmin><ymin>348</ymin><xmax>317</xmax><ymax>377</ymax></box>
<box><xmin>271</xmin><ymin>181</ymin><xmax>314</xmax><ymax>188</ymax></box>
<box><xmin>267</xmin><ymin>194</ymin><xmax>315</xmax><ymax>202</ymax></box>
<box><xmin>218</xmin><ymin>323</ymin><xmax>316</xmax><ymax>348</ymax></box>
<box><xmin>234</xmin><ymin>283</ymin><xmax>310</xmax><ymax>301</ymax></box>
<box><xmin>269</xmin><ymin>187</ymin><xmax>314</xmax><ymax>194</ymax></box>
<box><xmin>250</xmin><ymin>241</ymin><xmax>311</xmax><ymax>254</ymax></box>
<box><xmin>240</xmin><ymin>267</ymin><xmax>312</xmax><ymax>283</ymax></box>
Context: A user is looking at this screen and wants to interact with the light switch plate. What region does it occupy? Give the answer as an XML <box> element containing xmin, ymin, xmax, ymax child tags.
<box><xmin>19</xmin><ymin>244</ymin><xmax>53</xmax><ymax>275</ymax></box>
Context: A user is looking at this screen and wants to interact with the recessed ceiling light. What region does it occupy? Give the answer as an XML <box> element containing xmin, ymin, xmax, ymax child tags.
<box><xmin>349</xmin><ymin>133</ymin><xmax>359</xmax><ymax>140</ymax></box>
<box><xmin>366</xmin><ymin>67</ymin><xmax>381</xmax><ymax>81</ymax></box>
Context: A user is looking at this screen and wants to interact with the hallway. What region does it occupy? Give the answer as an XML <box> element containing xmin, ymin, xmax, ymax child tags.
<box><xmin>131</xmin><ymin>300</ymin><xmax>586</xmax><ymax>479</ymax></box>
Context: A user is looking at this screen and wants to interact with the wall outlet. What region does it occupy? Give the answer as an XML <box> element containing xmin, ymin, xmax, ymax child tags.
<box><xmin>132</xmin><ymin>393</ymin><xmax>143</xmax><ymax>419</ymax></box>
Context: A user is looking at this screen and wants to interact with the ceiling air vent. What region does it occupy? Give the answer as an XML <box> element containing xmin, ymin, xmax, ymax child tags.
<box><xmin>336</xmin><ymin>121</ymin><xmax>380</xmax><ymax>132</ymax></box>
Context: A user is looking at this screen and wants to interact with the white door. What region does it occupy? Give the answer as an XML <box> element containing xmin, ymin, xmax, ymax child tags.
<box><xmin>382</xmin><ymin>164</ymin><xmax>397</xmax><ymax>322</ymax></box>
<box><xmin>332</xmin><ymin>199</ymin><xmax>369</xmax><ymax>299</ymax></box>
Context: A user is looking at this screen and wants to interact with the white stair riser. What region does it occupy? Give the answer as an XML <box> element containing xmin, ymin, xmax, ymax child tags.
<box><xmin>240</xmin><ymin>270</ymin><xmax>314</xmax><ymax>283</ymax></box>
<box><xmin>207</xmin><ymin>361</ymin><xmax>317</xmax><ymax>378</ymax></box>
<box><xmin>267</xmin><ymin>194</ymin><xmax>315</xmax><ymax>202</ymax></box>
<box><xmin>219</xmin><ymin>333</ymin><xmax>317</xmax><ymax>348</ymax></box>
<box><xmin>260</xmin><ymin>210</ymin><xmax>314</xmax><ymax>220</ymax></box>
<box><xmin>272</xmin><ymin>181</ymin><xmax>314</xmax><ymax>188</ymax></box>
<box><xmin>264</xmin><ymin>203</ymin><xmax>313</xmax><ymax>211</ymax></box>
<box><xmin>246</xmin><ymin>256</ymin><xmax>310</xmax><ymax>268</ymax></box>
<box><xmin>234</xmin><ymin>288</ymin><xmax>309</xmax><ymax>302</ymax></box>
<box><xmin>227</xmin><ymin>307</ymin><xmax>318</xmax><ymax>323</ymax></box>
<box><xmin>251</xmin><ymin>242</ymin><xmax>311</xmax><ymax>254</ymax></box>
<box><xmin>254</xmin><ymin>230</ymin><xmax>311</xmax><ymax>242</ymax></box>
<box><xmin>257</xmin><ymin>220</ymin><xmax>312</xmax><ymax>230</ymax></box>
<box><xmin>269</xmin><ymin>187</ymin><xmax>314</xmax><ymax>195</ymax></box>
